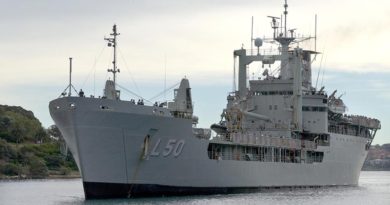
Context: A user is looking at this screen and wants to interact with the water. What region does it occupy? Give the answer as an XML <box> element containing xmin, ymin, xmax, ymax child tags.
<box><xmin>1</xmin><ymin>171</ymin><xmax>390</xmax><ymax>205</ymax></box>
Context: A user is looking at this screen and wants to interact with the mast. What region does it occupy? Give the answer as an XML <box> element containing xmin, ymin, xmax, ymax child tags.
<box><xmin>251</xmin><ymin>16</ymin><xmax>254</xmax><ymax>55</ymax></box>
<box><xmin>315</xmin><ymin>14</ymin><xmax>317</xmax><ymax>53</ymax></box>
<box><xmin>292</xmin><ymin>48</ymin><xmax>303</xmax><ymax>131</ymax></box>
<box><xmin>68</xmin><ymin>57</ymin><xmax>72</xmax><ymax>97</ymax></box>
<box><xmin>60</xmin><ymin>57</ymin><xmax>77</xmax><ymax>98</ymax></box>
<box><xmin>105</xmin><ymin>24</ymin><xmax>120</xmax><ymax>89</ymax></box>
<box><xmin>284</xmin><ymin>0</ymin><xmax>288</xmax><ymax>37</ymax></box>
<box><xmin>274</xmin><ymin>0</ymin><xmax>294</xmax><ymax>80</ymax></box>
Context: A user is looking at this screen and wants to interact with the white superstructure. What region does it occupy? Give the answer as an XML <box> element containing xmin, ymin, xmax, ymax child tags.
<box><xmin>49</xmin><ymin>1</ymin><xmax>380</xmax><ymax>199</ymax></box>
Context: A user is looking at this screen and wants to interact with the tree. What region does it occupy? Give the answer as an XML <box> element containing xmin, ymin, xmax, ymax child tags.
<box><xmin>28</xmin><ymin>156</ymin><xmax>48</xmax><ymax>178</ymax></box>
<box><xmin>0</xmin><ymin>105</ymin><xmax>49</xmax><ymax>143</ymax></box>
<box><xmin>47</xmin><ymin>125</ymin><xmax>69</xmax><ymax>157</ymax></box>
<box><xmin>47</xmin><ymin>125</ymin><xmax>62</xmax><ymax>140</ymax></box>
<box><xmin>44</xmin><ymin>155</ymin><xmax>64</xmax><ymax>170</ymax></box>
<box><xmin>0</xmin><ymin>163</ymin><xmax>20</xmax><ymax>176</ymax></box>
<box><xmin>0</xmin><ymin>139</ymin><xmax>17</xmax><ymax>161</ymax></box>
<box><xmin>10</xmin><ymin>122</ymin><xmax>24</xmax><ymax>143</ymax></box>
<box><xmin>0</xmin><ymin>116</ymin><xmax>10</xmax><ymax>131</ymax></box>
<box><xmin>34</xmin><ymin>128</ymin><xmax>49</xmax><ymax>143</ymax></box>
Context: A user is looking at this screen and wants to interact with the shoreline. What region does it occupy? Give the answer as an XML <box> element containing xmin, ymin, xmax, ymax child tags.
<box><xmin>0</xmin><ymin>173</ymin><xmax>81</xmax><ymax>181</ymax></box>
<box><xmin>2</xmin><ymin>171</ymin><xmax>390</xmax><ymax>181</ymax></box>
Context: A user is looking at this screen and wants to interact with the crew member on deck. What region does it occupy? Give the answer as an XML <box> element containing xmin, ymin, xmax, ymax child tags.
<box><xmin>79</xmin><ymin>89</ymin><xmax>84</xmax><ymax>97</ymax></box>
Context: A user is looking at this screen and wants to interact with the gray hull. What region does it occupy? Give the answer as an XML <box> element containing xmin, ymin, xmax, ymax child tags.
<box><xmin>49</xmin><ymin>97</ymin><xmax>368</xmax><ymax>198</ymax></box>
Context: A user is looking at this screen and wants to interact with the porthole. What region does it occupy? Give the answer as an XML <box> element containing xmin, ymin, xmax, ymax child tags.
<box><xmin>100</xmin><ymin>105</ymin><xmax>110</xmax><ymax>110</ymax></box>
<box><xmin>69</xmin><ymin>103</ymin><xmax>76</xmax><ymax>109</ymax></box>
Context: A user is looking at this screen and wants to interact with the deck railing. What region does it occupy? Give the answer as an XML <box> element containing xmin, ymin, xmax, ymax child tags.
<box><xmin>224</xmin><ymin>133</ymin><xmax>317</xmax><ymax>150</ymax></box>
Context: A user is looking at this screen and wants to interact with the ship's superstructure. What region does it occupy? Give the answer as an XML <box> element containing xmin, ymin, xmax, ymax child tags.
<box><xmin>49</xmin><ymin>1</ymin><xmax>380</xmax><ymax>199</ymax></box>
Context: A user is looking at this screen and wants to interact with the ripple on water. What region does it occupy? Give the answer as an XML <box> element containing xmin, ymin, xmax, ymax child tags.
<box><xmin>1</xmin><ymin>172</ymin><xmax>390</xmax><ymax>205</ymax></box>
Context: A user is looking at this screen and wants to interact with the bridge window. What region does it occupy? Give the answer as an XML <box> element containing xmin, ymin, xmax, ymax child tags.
<box><xmin>253</xmin><ymin>91</ymin><xmax>293</xmax><ymax>96</ymax></box>
<box><xmin>302</xmin><ymin>106</ymin><xmax>327</xmax><ymax>112</ymax></box>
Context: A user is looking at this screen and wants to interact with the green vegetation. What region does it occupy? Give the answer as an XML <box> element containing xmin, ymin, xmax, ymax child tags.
<box><xmin>0</xmin><ymin>105</ymin><xmax>78</xmax><ymax>179</ymax></box>
<box><xmin>363</xmin><ymin>144</ymin><xmax>390</xmax><ymax>171</ymax></box>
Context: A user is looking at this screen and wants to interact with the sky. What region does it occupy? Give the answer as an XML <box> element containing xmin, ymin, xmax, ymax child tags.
<box><xmin>0</xmin><ymin>0</ymin><xmax>389</xmax><ymax>145</ymax></box>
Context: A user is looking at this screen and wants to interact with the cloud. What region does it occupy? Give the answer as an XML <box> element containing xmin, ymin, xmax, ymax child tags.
<box><xmin>1</xmin><ymin>0</ymin><xmax>390</xmax><ymax>144</ymax></box>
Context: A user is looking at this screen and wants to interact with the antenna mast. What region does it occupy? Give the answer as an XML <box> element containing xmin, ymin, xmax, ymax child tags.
<box><xmin>105</xmin><ymin>24</ymin><xmax>120</xmax><ymax>88</ymax></box>
<box><xmin>270</xmin><ymin>0</ymin><xmax>294</xmax><ymax>80</ymax></box>
<box><xmin>284</xmin><ymin>0</ymin><xmax>288</xmax><ymax>37</ymax></box>
<box><xmin>233</xmin><ymin>56</ymin><xmax>236</xmax><ymax>92</ymax></box>
<box><xmin>68</xmin><ymin>57</ymin><xmax>72</xmax><ymax>96</ymax></box>
<box><xmin>251</xmin><ymin>16</ymin><xmax>254</xmax><ymax>55</ymax></box>
<box><xmin>60</xmin><ymin>57</ymin><xmax>77</xmax><ymax>98</ymax></box>
<box><xmin>315</xmin><ymin>14</ymin><xmax>317</xmax><ymax>52</ymax></box>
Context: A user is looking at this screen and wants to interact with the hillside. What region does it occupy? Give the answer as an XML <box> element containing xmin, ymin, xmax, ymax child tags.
<box><xmin>363</xmin><ymin>144</ymin><xmax>390</xmax><ymax>171</ymax></box>
<box><xmin>0</xmin><ymin>104</ymin><xmax>78</xmax><ymax>179</ymax></box>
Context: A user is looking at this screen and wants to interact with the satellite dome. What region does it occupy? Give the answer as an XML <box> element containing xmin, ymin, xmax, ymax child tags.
<box><xmin>254</xmin><ymin>38</ymin><xmax>263</xmax><ymax>47</ymax></box>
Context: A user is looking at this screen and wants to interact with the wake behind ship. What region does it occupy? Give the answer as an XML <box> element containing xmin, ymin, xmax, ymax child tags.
<box><xmin>49</xmin><ymin>1</ymin><xmax>380</xmax><ymax>199</ymax></box>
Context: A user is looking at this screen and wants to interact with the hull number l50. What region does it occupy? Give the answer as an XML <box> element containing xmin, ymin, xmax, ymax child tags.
<box><xmin>150</xmin><ymin>139</ymin><xmax>185</xmax><ymax>157</ymax></box>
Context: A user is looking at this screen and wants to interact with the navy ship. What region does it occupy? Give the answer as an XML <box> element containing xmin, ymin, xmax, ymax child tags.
<box><xmin>49</xmin><ymin>1</ymin><xmax>380</xmax><ymax>199</ymax></box>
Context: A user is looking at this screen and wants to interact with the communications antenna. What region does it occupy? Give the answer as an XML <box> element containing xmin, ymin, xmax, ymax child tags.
<box><xmin>61</xmin><ymin>57</ymin><xmax>77</xmax><ymax>97</ymax></box>
<box><xmin>104</xmin><ymin>24</ymin><xmax>121</xmax><ymax>88</ymax></box>
<box><xmin>283</xmin><ymin>0</ymin><xmax>288</xmax><ymax>37</ymax></box>
<box><xmin>68</xmin><ymin>57</ymin><xmax>73</xmax><ymax>96</ymax></box>
<box><xmin>250</xmin><ymin>16</ymin><xmax>254</xmax><ymax>55</ymax></box>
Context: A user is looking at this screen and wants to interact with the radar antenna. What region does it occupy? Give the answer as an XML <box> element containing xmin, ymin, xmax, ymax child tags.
<box><xmin>267</xmin><ymin>16</ymin><xmax>280</xmax><ymax>39</ymax></box>
<box><xmin>104</xmin><ymin>24</ymin><xmax>120</xmax><ymax>88</ymax></box>
<box><xmin>288</xmin><ymin>28</ymin><xmax>296</xmax><ymax>38</ymax></box>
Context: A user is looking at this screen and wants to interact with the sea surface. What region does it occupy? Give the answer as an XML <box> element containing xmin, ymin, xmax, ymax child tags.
<box><xmin>0</xmin><ymin>171</ymin><xmax>389</xmax><ymax>205</ymax></box>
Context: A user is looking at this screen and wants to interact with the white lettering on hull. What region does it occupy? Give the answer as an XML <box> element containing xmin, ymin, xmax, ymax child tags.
<box><xmin>150</xmin><ymin>139</ymin><xmax>185</xmax><ymax>157</ymax></box>
<box><xmin>150</xmin><ymin>139</ymin><xmax>161</xmax><ymax>157</ymax></box>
